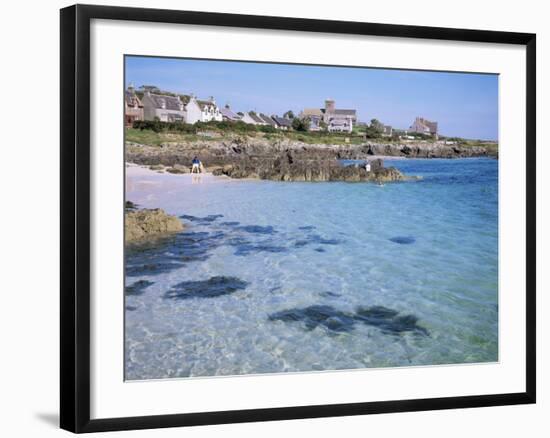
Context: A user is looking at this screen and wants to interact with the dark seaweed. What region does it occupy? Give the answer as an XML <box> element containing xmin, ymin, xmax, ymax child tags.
<box><xmin>164</xmin><ymin>276</ymin><xmax>249</xmax><ymax>300</ymax></box>
<box><xmin>126</xmin><ymin>231</ymin><xmax>225</xmax><ymax>277</ymax></box>
<box><xmin>294</xmin><ymin>234</ymin><xmax>341</xmax><ymax>248</ymax></box>
<box><xmin>179</xmin><ymin>214</ymin><xmax>224</xmax><ymax>224</ymax></box>
<box><xmin>269</xmin><ymin>304</ymin><xmax>429</xmax><ymax>336</ymax></box>
<box><xmin>389</xmin><ymin>236</ymin><xmax>416</xmax><ymax>245</ymax></box>
<box><xmin>236</xmin><ymin>225</ymin><xmax>276</xmax><ymax>235</ymax></box>
<box><xmin>125</xmin><ymin>279</ymin><xmax>154</xmax><ymax>296</ymax></box>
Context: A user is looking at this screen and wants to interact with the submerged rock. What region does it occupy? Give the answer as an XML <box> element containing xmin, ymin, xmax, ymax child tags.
<box><xmin>226</xmin><ymin>236</ymin><xmax>287</xmax><ymax>256</ymax></box>
<box><xmin>269</xmin><ymin>305</ymin><xmax>357</xmax><ymax>333</ymax></box>
<box><xmin>125</xmin><ymin>230</ymin><xmax>224</xmax><ymax>277</ymax></box>
<box><xmin>389</xmin><ymin>236</ymin><xmax>416</xmax><ymax>245</ymax></box>
<box><xmin>180</xmin><ymin>214</ymin><xmax>224</xmax><ymax>224</ymax></box>
<box><xmin>237</xmin><ymin>225</ymin><xmax>276</xmax><ymax>235</ymax></box>
<box><xmin>164</xmin><ymin>276</ymin><xmax>249</xmax><ymax>300</ymax></box>
<box><xmin>125</xmin><ymin>279</ymin><xmax>154</xmax><ymax>296</ymax></box>
<box><xmin>269</xmin><ymin>304</ymin><xmax>429</xmax><ymax>336</ymax></box>
<box><xmin>125</xmin><ymin>208</ymin><xmax>184</xmax><ymax>243</ymax></box>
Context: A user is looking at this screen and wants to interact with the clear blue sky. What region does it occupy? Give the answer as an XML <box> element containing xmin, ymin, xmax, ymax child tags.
<box><xmin>126</xmin><ymin>56</ymin><xmax>498</xmax><ymax>140</ymax></box>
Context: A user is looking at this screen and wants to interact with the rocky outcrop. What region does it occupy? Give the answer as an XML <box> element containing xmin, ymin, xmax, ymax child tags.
<box><xmin>212</xmin><ymin>154</ymin><xmax>408</xmax><ymax>182</ymax></box>
<box><xmin>126</xmin><ymin>137</ymin><xmax>496</xmax><ymax>171</ymax></box>
<box><xmin>125</xmin><ymin>208</ymin><xmax>184</xmax><ymax>243</ymax></box>
<box><xmin>363</xmin><ymin>142</ymin><xmax>490</xmax><ymax>158</ymax></box>
<box><xmin>166</xmin><ymin>164</ymin><xmax>190</xmax><ymax>174</ymax></box>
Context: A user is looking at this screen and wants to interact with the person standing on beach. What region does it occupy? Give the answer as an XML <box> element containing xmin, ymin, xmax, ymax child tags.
<box><xmin>191</xmin><ymin>156</ymin><xmax>201</xmax><ymax>174</ymax></box>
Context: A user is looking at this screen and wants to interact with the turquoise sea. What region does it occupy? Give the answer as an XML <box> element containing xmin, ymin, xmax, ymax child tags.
<box><xmin>125</xmin><ymin>158</ymin><xmax>498</xmax><ymax>380</ymax></box>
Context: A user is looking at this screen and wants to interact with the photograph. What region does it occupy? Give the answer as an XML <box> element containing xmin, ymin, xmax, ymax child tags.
<box><xmin>123</xmin><ymin>55</ymin><xmax>499</xmax><ymax>381</ymax></box>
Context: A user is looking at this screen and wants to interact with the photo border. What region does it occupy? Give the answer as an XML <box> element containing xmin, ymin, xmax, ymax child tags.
<box><xmin>60</xmin><ymin>4</ymin><xmax>536</xmax><ymax>433</ymax></box>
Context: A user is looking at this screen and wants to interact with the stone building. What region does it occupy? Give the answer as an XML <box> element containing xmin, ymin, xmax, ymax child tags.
<box><xmin>409</xmin><ymin>117</ymin><xmax>438</xmax><ymax>137</ymax></box>
<box><xmin>141</xmin><ymin>91</ymin><xmax>186</xmax><ymax>122</ymax></box>
<box><xmin>300</xmin><ymin>99</ymin><xmax>357</xmax><ymax>133</ymax></box>
<box><xmin>124</xmin><ymin>85</ymin><xmax>144</xmax><ymax>127</ymax></box>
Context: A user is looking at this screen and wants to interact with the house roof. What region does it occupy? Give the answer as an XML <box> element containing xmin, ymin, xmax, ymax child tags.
<box><xmin>302</xmin><ymin>107</ymin><xmax>357</xmax><ymax>117</ymax></box>
<box><xmin>333</xmin><ymin>109</ymin><xmax>357</xmax><ymax>116</ymax></box>
<box><xmin>272</xmin><ymin>116</ymin><xmax>293</xmax><ymax>127</ymax></box>
<box><xmin>125</xmin><ymin>90</ymin><xmax>142</xmax><ymax>107</ymax></box>
<box><xmin>302</xmin><ymin>108</ymin><xmax>324</xmax><ymax>117</ymax></box>
<box><xmin>178</xmin><ymin>94</ymin><xmax>191</xmax><ymax>105</ymax></box>
<box><xmin>196</xmin><ymin>100</ymin><xmax>216</xmax><ymax>110</ymax></box>
<box><xmin>259</xmin><ymin>113</ymin><xmax>276</xmax><ymax>125</ymax></box>
<box><xmin>248</xmin><ymin>112</ymin><xmax>264</xmax><ymax>124</ymax></box>
<box><xmin>147</xmin><ymin>93</ymin><xmax>183</xmax><ymax>111</ymax></box>
<box><xmin>220</xmin><ymin>107</ymin><xmax>241</xmax><ymax>121</ymax></box>
<box><xmin>329</xmin><ymin>119</ymin><xmax>351</xmax><ymax>126</ymax></box>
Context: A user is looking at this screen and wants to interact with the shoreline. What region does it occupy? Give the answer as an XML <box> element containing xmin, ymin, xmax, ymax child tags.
<box><xmin>126</xmin><ymin>162</ymin><xmax>262</xmax><ymax>188</ymax></box>
<box><xmin>126</xmin><ymin>154</ymin><xmax>492</xmax><ymax>187</ymax></box>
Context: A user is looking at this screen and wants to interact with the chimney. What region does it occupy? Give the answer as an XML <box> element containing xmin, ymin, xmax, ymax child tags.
<box><xmin>325</xmin><ymin>99</ymin><xmax>335</xmax><ymax>113</ymax></box>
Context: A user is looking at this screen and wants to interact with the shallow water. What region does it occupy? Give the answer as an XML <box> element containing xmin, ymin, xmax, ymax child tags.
<box><xmin>125</xmin><ymin>158</ymin><xmax>498</xmax><ymax>380</ymax></box>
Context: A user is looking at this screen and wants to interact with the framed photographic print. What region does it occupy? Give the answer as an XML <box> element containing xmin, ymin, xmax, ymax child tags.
<box><xmin>60</xmin><ymin>4</ymin><xmax>536</xmax><ymax>433</ymax></box>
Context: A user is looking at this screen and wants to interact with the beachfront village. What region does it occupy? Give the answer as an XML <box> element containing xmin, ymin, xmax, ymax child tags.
<box><xmin>125</xmin><ymin>84</ymin><xmax>444</xmax><ymax>141</ymax></box>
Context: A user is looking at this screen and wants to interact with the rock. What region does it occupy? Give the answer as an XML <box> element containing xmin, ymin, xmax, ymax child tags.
<box><xmin>126</xmin><ymin>136</ymin><xmax>495</xmax><ymax>172</ymax></box>
<box><xmin>269</xmin><ymin>304</ymin><xmax>429</xmax><ymax>336</ymax></box>
<box><xmin>166</xmin><ymin>164</ymin><xmax>189</xmax><ymax>174</ymax></box>
<box><xmin>129</xmin><ymin>136</ymin><xmax>499</xmax><ymax>182</ymax></box>
<box><xmin>125</xmin><ymin>200</ymin><xmax>138</xmax><ymax>211</ymax></box>
<box><xmin>212</xmin><ymin>153</ymin><xmax>408</xmax><ymax>182</ymax></box>
<box><xmin>125</xmin><ymin>208</ymin><xmax>184</xmax><ymax>243</ymax></box>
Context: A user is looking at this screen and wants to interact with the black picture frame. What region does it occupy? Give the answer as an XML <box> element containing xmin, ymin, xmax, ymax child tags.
<box><xmin>60</xmin><ymin>4</ymin><xmax>536</xmax><ymax>433</ymax></box>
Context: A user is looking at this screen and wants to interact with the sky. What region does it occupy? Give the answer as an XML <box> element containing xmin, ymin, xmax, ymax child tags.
<box><xmin>126</xmin><ymin>56</ymin><xmax>499</xmax><ymax>140</ymax></box>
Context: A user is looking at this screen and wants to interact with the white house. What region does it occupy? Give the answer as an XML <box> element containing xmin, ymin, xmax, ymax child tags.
<box><xmin>328</xmin><ymin>116</ymin><xmax>353</xmax><ymax>133</ymax></box>
<box><xmin>382</xmin><ymin>125</ymin><xmax>393</xmax><ymax>137</ymax></box>
<box><xmin>184</xmin><ymin>96</ymin><xmax>223</xmax><ymax>124</ymax></box>
<box><xmin>141</xmin><ymin>91</ymin><xmax>186</xmax><ymax>122</ymax></box>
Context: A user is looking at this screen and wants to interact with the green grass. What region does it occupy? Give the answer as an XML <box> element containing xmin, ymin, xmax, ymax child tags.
<box><xmin>126</xmin><ymin>127</ymin><xmax>498</xmax><ymax>152</ymax></box>
<box><xmin>125</xmin><ymin>128</ymin><xmax>217</xmax><ymax>145</ymax></box>
<box><xmin>126</xmin><ymin>127</ymin><xmax>368</xmax><ymax>146</ymax></box>
<box><xmin>461</xmin><ymin>140</ymin><xmax>499</xmax><ymax>155</ymax></box>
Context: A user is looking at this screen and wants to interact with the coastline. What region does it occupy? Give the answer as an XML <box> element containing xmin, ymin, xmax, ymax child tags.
<box><xmin>126</xmin><ymin>162</ymin><xmax>238</xmax><ymax>184</ymax></box>
<box><xmin>125</xmin><ymin>137</ymin><xmax>495</xmax><ymax>182</ymax></box>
